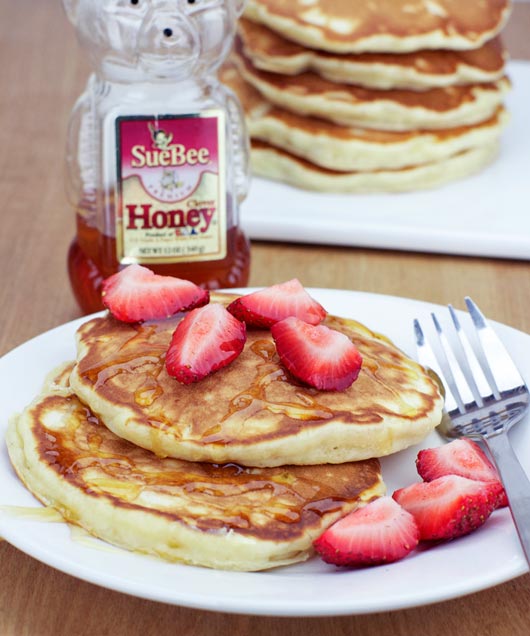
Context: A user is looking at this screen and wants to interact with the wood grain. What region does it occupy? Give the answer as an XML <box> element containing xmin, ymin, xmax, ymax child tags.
<box><xmin>1</xmin><ymin>1</ymin><xmax>529</xmax><ymax>634</ymax></box>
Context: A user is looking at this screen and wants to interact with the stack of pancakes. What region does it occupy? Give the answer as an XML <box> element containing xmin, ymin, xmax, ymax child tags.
<box><xmin>223</xmin><ymin>0</ymin><xmax>512</xmax><ymax>192</ymax></box>
<box><xmin>7</xmin><ymin>294</ymin><xmax>443</xmax><ymax>571</ymax></box>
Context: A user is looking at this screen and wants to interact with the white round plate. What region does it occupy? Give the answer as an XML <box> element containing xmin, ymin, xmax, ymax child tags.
<box><xmin>0</xmin><ymin>290</ymin><xmax>528</xmax><ymax>616</ymax></box>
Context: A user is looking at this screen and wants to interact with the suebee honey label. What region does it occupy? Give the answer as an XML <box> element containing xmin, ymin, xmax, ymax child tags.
<box><xmin>115</xmin><ymin>111</ymin><xmax>226</xmax><ymax>264</ymax></box>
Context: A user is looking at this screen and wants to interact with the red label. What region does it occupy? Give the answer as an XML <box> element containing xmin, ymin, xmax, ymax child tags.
<box><xmin>115</xmin><ymin>112</ymin><xmax>226</xmax><ymax>264</ymax></box>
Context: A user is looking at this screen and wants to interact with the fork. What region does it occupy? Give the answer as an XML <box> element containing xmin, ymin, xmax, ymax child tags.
<box><xmin>413</xmin><ymin>297</ymin><xmax>530</xmax><ymax>565</ymax></box>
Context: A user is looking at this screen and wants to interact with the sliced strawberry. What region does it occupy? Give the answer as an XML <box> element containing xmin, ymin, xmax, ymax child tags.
<box><xmin>313</xmin><ymin>497</ymin><xmax>419</xmax><ymax>567</ymax></box>
<box><xmin>393</xmin><ymin>474</ymin><xmax>503</xmax><ymax>541</ymax></box>
<box><xmin>227</xmin><ymin>279</ymin><xmax>326</xmax><ymax>328</ymax></box>
<box><xmin>101</xmin><ymin>264</ymin><xmax>209</xmax><ymax>323</ymax></box>
<box><xmin>165</xmin><ymin>303</ymin><xmax>246</xmax><ymax>384</ymax></box>
<box><xmin>416</xmin><ymin>439</ymin><xmax>507</xmax><ymax>508</ymax></box>
<box><xmin>271</xmin><ymin>316</ymin><xmax>362</xmax><ymax>391</ymax></box>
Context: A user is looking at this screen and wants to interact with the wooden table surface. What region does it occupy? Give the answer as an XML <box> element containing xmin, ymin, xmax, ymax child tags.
<box><xmin>1</xmin><ymin>1</ymin><xmax>529</xmax><ymax>634</ymax></box>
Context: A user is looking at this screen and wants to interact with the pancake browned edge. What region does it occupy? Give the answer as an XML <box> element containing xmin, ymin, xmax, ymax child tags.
<box><xmin>234</xmin><ymin>46</ymin><xmax>511</xmax><ymax>131</ymax></box>
<box><xmin>238</xmin><ymin>18</ymin><xmax>508</xmax><ymax>90</ymax></box>
<box><xmin>244</xmin><ymin>0</ymin><xmax>512</xmax><ymax>54</ymax></box>
<box><xmin>250</xmin><ymin>139</ymin><xmax>500</xmax><ymax>193</ymax></box>
<box><xmin>6</xmin><ymin>365</ymin><xmax>384</xmax><ymax>571</ymax></box>
<box><xmin>221</xmin><ymin>63</ymin><xmax>508</xmax><ymax>173</ymax></box>
<box><xmin>69</xmin><ymin>293</ymin><xmax>444</xmax><ymax>467</ymax></box>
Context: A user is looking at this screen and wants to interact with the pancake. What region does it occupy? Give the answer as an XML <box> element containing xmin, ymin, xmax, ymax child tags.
<box><xmin>244</xmin><ymin>0</ymin><xmax>512</xmax><ymax>53</ymax></box>
<box><xmin>69</xmin><ymin>294</ymin><xmax>444</xmax><ymax>467</ymax></box>
<box><xmin>222</xmin><ymin>65</ymin><xmax>508</xmax><ymax>172</ymax></box>
<box><xmin>234</xmin><ymin>49</ymin><xmax>510</xmax><ymax>131</ymax></box>
<box><xmin>238</xmin><ymin>18</ymin><xmax>508</xmax><ymax>90</ymax></box>
<box><xmin>6</xmin><ymin>366</ymin><xmax>384</xmax><ymax>571</ymax></box>
<box><xmin>250</xmin><ymin>139</ymin><xmax>500</xmax><ymax>193</ymax></box>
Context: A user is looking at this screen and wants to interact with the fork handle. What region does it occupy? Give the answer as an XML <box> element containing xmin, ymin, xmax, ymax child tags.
<box><xmin>485</xmin><ymin>431</ymin><xmax>530</xmax><ymax>566</ymax></box>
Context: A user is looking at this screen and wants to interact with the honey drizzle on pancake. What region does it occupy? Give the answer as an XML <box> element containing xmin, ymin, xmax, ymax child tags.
<box><xmin>213</xmin><ymin>338</ymin><xmax>335</xmax><ymax>442</ymax></box>
<box><xmin>30</xmin><ymin>394</ymin><xmax>382</xmax><ymax>537</ymax></box>
<box><xmin>75</xmin><ymin>313</ymin><xmax>440</xmax><ymax>453</ymax></box>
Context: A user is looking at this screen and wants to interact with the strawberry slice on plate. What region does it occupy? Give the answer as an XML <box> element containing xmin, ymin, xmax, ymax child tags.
<box><xmin>227</xmin><ymin>279</ymin><xmax>327</xmax><ymax>328</ymax></box>
<box><xmin>416</xmin><ymin>439</ymin><xmax>508</xmax><ymax>508</ymax></box>
<box><xmin>165</xmin><ymin>303</ymin><xmax>246</xmax><ymax>384</ymax></box>
<box><xmin>313</xmin><ymin>497</ymin><xmax>419</xmax><ymax>567</ymax></box>
<box><xmin>101</xmin><ymin>264</ymin><xmax>209</xmax><ymax>323</ymax></box>
<box><xmin>271</xmin><ymin>316</ymin><xmax>362</xmax><ymax>391</ymax></box>
<box><xmin>393</xmin><ymin>474</ymin><xmax>503</xmax><ymax>541</ymax></box>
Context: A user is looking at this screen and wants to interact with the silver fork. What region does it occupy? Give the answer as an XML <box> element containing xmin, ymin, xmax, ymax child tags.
<box><xmin>414</xmin><ymin>297</ymin><xmax>530</xmax><ymax>565</ymax></box>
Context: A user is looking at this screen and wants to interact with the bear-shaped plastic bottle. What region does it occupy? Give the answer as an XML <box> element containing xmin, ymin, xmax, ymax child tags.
<box><xmin>63</xmin><ymin>0</ymin><xmax>251</xmax><ymax>314</ymax></box>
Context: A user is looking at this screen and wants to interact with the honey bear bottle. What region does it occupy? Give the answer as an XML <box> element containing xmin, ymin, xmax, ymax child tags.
<box><xmin>63</xmin><ymin>0</ymin><xmax>251</xmax><ymax>314</ymax></box>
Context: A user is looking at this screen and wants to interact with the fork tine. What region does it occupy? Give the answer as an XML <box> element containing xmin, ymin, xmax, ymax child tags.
<box><xmin>431</xmin><ymin>312</ymin><xmax>477</xmax><ymax>413</ymax></box>
<box><xmin>448</xmin><ymin>304</ymin><xmax>493</xmax><ymax>407</ymax></box>
<box><xmin>413</xmin><ymin>318</ymin><xmax>459</xmax><ymax>414</ymax></box>
<box><xmin>465</xmin><ymin>297</ymin><xmax>527</xmax><ymax>397</ymax></box>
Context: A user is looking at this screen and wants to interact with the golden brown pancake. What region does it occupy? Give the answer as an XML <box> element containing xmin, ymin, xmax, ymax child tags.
<box><xmin>238</xmin><ymin>18</ymin><xmax>508</xmax><ymax>90</ymax></box>
<box><xmin>221</xmin><ymin>64</ymin><xmax>508</xmax><ymax>172</ymax></box>
<box><xmin>6</xmin><ymin>366</ymin><xmax>384</xmax><ymax>571</ymax></box>
<box><xmin>234</xmin><ymin>47</ymin><xmax>510</xmax><ymax>131</ymax></box>
<box><xmin>249</xmin><ymin>139</ymin><xmax>500</xmax><ymax>193</ymax></box>
<box><xmin>244</xmin><ymin>0</ymin><xmax>512</xmax><ymax>53</ymax></box>
<box><xmin>69</xmin><ymin>294</ymin><xmax>444</xmax><ymax>467</ymax></box>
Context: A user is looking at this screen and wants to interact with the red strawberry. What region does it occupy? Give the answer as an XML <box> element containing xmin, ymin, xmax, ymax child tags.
<box><xmin>271</xmin><ymin>316</ymin><xmax>362</xmax><ymax>391</ymax></box>
<box><xmin>416</xmin><ymin>439</ymin><xmax>507</xmax><ymax>508</ymax></box>
<box><xmin>227</xmin><ymin>279</ymin><xmax>326</xmax><ymax>328</ymax></box>
<box><xmin>393</xmin><ymin>475</ymin><xmax>503</xmax><ymax>541</ymax></box>
<box><xmin>313</xmin><ymin>497</ymin><xmax>419</xmax><ymax>567</ymax></box>
<box><xmin>101</xmin><ymin>264</ymin><xmax>209</xmax><ymax>323</ymax></box>
<box><xmin>165</xmin><ymin>303</ymin><xmax>246</xmax><ymax>384</ymax></box>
